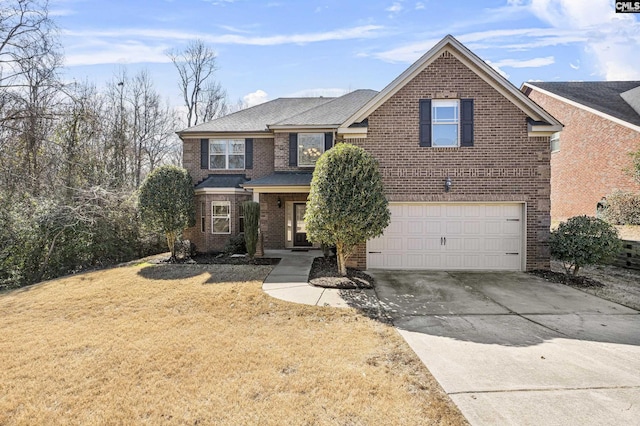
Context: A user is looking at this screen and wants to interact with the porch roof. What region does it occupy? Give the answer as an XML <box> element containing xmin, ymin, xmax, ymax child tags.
<box><xmin>242</xmin><ymin>172</ymin><xmax>312</xmax><ymax>188</ymax></box>
<box><xmin>195</xmin><ymin>174</ymin><xmax>248</xmax><ymax>189</ymax></box>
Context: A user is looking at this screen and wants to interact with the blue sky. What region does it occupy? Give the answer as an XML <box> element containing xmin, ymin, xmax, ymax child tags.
<box><xmin>52</xmin><ymin>0</ymin><xmax>640</xmax><ymax>108</ymax></box>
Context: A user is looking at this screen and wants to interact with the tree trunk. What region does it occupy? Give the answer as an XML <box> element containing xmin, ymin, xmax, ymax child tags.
<box><xmin>166</xmin><ymin>230</ymin><xmax>177</xmax><ymax>260</ymax></box>
<box><xmin>336</xmin><ymin>241</ymin><xmax>347</xmax><ymax>276</ymax></box>
<box><xmin>572</xmin><ymin>264</ymin><xmax>580</xmax><ymax>276</ymax></box>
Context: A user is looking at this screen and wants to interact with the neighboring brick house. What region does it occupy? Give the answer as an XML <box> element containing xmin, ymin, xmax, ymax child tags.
<box><xmin>523</xmin><ymin>81</ymin><xmax>640</xmax><ymax>221</ymax></box>
<box><xmin>177</xmin><ymin>35</ymin><xmax>561</xmax><ymax>271</ymax></box>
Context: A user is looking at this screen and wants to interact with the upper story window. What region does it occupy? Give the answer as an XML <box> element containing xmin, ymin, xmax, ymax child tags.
<box><xmin>432</xmin><ymin>100</ymin><xmax>459</xmax><ymax>147</ymax></box>
<box><xmin>210</xmin><ymin>139</ymin><xmax>245</xmax><ymax>170</ymax></box>
<box><xmin>298</xmin><ymin>133</ymin><xmax>325</xmax><ymax>167</ymax></box>
<box><xmin>550</xmin><ymin>132</ymin><xmax>560</xmax><ymax>153</ymax></box>
<box><xmin>419</xmin><ymin>99</ymin><xmax>473</xmax><ymax>148</ymax></box>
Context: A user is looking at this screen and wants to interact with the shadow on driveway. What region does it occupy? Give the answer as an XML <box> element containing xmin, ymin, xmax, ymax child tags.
<box><xmin>366</xmin><ymin>270</ymin><xmax>640</xmax><ymax>425</ymax></box>
<box><xmin>368</xmin><ymin>270</ymin><xmax>640</xmax><ymax>347</ymax></box>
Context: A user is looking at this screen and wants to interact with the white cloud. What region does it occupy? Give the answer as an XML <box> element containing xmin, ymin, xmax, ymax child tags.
<box><xmin>64</xmin><ymin>24</ymin><xmax>383</xmax><ymax>46</ymax></box>
<box><xmin>286</xmin><ymin>88</ymin><xmax>348</xmax><ymax>98</ymax></box>
<box><xmin>520</xmin><ymin>0</ymin><xmax>640</xmax><ymax>80</ymax></box>
<box><xmin>486</xmin><ymin>63</ymin><xmax>510</xmax><ymax>79</ymax></box>
<box><xmin>49</xmin><ymin>9</ymin><xmax>76</xmax><ymax>16</ymax></box>
<box><xmin>243</xmin><ymin>89</ymin><xmax>268</xmax><ymax>107</ymax></box>
<box><xmin>415</xmin><ymin>2</ymin><xmax>425</xmax><ymax>10</ymax></box>
<box><xmin>386</xmin><ymin>2</ymin><xmax>403</xmax><ymax>13</ymax></box>
<box><xmin>62</xmin><ymin>25</ymin><xmax>385</xmax><ymax>66</ymax></box>
<box><xmin>65</xmin><ymin>41</ymin><xmax>172</xmax><ymax>66</ymax></box>
<box><xmin>569</xmin><ymin>60</ymin><xmax>580</xmax><ymax>70</ymax></box>
<box><xmin>490</xmin><ymin>56</ymin><xmax>555</xmax><ymax>68</ymax></box>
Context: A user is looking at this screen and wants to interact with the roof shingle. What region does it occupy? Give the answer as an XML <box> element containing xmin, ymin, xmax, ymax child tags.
<box><xmin>527</xmin><ymin>81</ymin><xmax>640</xmax><ymax>127</ymax></box>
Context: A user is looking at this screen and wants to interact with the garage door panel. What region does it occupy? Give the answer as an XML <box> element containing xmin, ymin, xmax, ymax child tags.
<box><xmin>446</xmin><ymin>221</ymin><xmax>463</xmax><ymax>234</ymax></box>
<box><xmin>408</xmin><ymin>221</ymin><xmax>424</xmax><ymax>234</ymax></box>
<box><xmin>406</xmin><ymin>254</ymin><xmax>425</xmax><ymax>268</ymax></box>
<box><xmin>463</xmin><ymin>238</ymin><xmax>481</xmax><ymax>251</ymax></box>
<box><xmin>385</xmin><ymin>254</ymin><xmax>404</xmax><ymax>268</ymax></box>
<box><xmin>483</xmin><ymin>238</ymin><xmax>504</xmax><ymax>252</ymax></box>
<box><xmin>406</xmin><ymin>238</ymin><xmax>423</xmax><ymax>251</ymax></box>
<box><xmin>464</xmin><ymin>221</ymin><xmax>481</xmax><ymax>234</ymax></box>
<box><xmin>503</xmin><ymin>238</ymin><xmax>521</xmax><ymax>252</ymax></box>
<box><xmin>424</xmin><ymin>237</ymin><xmax>441</xmax><ymax>251</ymax></box>
<box><xmin>367</xmin><ymin>203</ymin><xmax>523</xmax><ymax>271</ymax></box>
<box><xmin>425</xmin><ymin>205</ymin><xmax>442</xmax><ymax>217</ymax></box>
<box><xmin>445</xmin><ymin>205</ymin><xmax>463</xmax><ymax>217</ymax></box>
<box><xmin>425</xmin><ymin>221</ymin><xmax>442</xmax><ymax>233</ymax></box>
<box><xmin>407</xmin><ymin>205</ymin><xmax>425</xmax><ymax>217</ymax></box>
<box><xmin>444</xmin><ymin>237</ymin><xmax>464</xmax><ymax>251</ymax></box>
<box><xmin>485</xmin><ymin>221</ymin><xmax>502</xmax><ymax>235</ymax></box>
<box><xmin>504</xmin><ymin>221</ymin><xmax>521</xmax><ymax>234</ymax></box>
<box><xmin>463</xmin><ymin>255</ymin><xmax>481</xmax><ymax>268</ymax></box>
<box><xmin>386</xmin><ymin>237</ymin><xmax>404</xmax><ymax>251</ymax></box>
<box><xmin>386</xmin><ymin>221</ymin><xmax>404</xmax><ymax>235</ymax></box>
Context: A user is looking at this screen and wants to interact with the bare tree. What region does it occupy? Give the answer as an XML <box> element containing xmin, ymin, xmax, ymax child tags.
<box><xmin>167</xmin><ymin>39</ymin><xmax>228</xmax><ymax>126</ymax></box>
<box><xmin>0</xmin><ymin>0</ymin><xmax>61</xmax><ymax>194</ymax></box>
<box><xmin>0</xmin><ymin>0</ymin><xmax>56</xmax><ymax>90</ymax></box>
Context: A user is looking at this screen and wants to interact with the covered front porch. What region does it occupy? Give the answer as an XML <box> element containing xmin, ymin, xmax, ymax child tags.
<box><xmin>242</xmin><ymin>172</ymin><xmax>319</xmax><ymax>250</ymax></box>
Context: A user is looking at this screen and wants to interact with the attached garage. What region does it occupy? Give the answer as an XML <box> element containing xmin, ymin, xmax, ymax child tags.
<box><xmin>367</xmin><ymin>203</ymin><xmax>524</xmax><ymax>271</ymax></box>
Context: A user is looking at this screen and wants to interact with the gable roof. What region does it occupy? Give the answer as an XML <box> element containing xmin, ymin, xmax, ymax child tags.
<box><xmin>339</xmin><ymin>34</ymin><xmax>562</xmax><ymax>134</ymax></box>
<box><xmin>178</xmin><ymin>90</ymin><xmax>378</xmax><ymax>135</ymax></box>
<box><xmin>523</xmin><ymin>81</ymin><xmax>640</xmax><ymax>129</ymax></box>
<box><xmin>178</xmin><ymin>97</ymin><xmax>333</xmax><ymax>134</ymax></box>
<box><xmin>269</xmin><ymin>89</ymin><xmax>378</xmax><ymax>128</ymax></box>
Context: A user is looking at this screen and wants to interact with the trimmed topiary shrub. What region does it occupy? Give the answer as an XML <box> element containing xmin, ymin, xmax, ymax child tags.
<box><xmin>138</xmin><ymin>165</ymin><xmax>195</xmax><ymax>260</ymax></box>
<box><xmin>306</xmin><ymin>143</ymin><xmax>390</xmax><ymax>276</ymax></box>
<box><xmin>550</xmin><ymin>215</ymin><xmax>621</xmax><ymax>276</ymax></box>
<box><xmin>601</xmin><ymin>190</ymin><xmax>640</xmax><ymax>225</ymax></box>
<box><xmin>243</xmin><ymin>201</ymin><xmax>260</xmax><ymax>259</ymax></box>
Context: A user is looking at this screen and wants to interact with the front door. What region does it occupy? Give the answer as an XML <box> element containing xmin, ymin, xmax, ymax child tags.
<box><xmin>293</xmin><ymin>203</ymin><xmax>312</xmax><ymax>246</ymax></box>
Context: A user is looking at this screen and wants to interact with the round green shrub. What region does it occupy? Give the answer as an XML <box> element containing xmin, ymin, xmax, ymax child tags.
<box><xmin>550</xmin><ymin>215</ymin><xmax>621</xmax><ymax>276</ymax></box>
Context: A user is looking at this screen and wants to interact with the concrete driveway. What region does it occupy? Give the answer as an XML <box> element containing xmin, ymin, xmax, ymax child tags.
<box><xmin>368</xmin><ymin>270</ymin><xmax>640</xmax><ymax>426</ymax></box>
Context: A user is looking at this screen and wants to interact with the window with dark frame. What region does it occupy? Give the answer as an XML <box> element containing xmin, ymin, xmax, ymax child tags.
<box><xmin>297</xmin><ymin>133</ymin><xmax>325</xmax><ymax>166</ymax></box>
<box><xmin>238</xmin><ymin>203</ymin><xmax>245</xmax><ymax>233</ymax></box>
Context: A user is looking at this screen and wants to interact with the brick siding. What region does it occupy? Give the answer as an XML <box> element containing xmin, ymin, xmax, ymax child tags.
<box><xmin>259</xmin><ymin>193</ymin><xmax>309</xmax><ymax>249</ymax></box>
<box><xmin>526</xmin><ymin>89</ymin><xmax>640</xmax><ymax>221</ymax></box>
<box><xmin>347</xmin><ymin>51</ymin><xmax>551</xmax><ymax>270</ymax></box>
<box><xmin>182</xmin><ymin>137</ymin><xmax>275</xmax><ymax>185</ymax></box>
<box><xmin>184</xmin><ymin>192</ymin><xmax>252</xmax><ymax>253</ymax></box>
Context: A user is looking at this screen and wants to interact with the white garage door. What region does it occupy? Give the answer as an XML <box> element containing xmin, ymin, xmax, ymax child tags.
<box><xmin>367</xmin><ymin>203</ymin><xmax>523</xmax><ymax>270</ymax></box>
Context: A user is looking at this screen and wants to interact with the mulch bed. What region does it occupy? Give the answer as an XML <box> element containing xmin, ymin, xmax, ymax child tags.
<box><xmin>529</xmin><ymin>269</ymin><xmax>605</xmax><ymax>288</ymax></box>
<box><xmin>308</xmin><ymin>256</ymin><xmax>374</xmax><ymax>289</ymax></box>
<box><xmin>157</xmin><ymin>253</ymin><xmax>280</xmax><ymax>266</ymax></box>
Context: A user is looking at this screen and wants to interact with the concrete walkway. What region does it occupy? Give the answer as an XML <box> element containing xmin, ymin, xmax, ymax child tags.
<box><xmin>261</xmin><ymin>249</ymin><xmax>350</xmax><ymax>307</ymax></box>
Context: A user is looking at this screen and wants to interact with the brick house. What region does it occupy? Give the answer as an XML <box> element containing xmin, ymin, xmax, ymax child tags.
<box><xmin>523</xmin><ymin>81</ymin><xmax>640</xmax><ymax>221</ymax></box>
<box><xmin>178</xmin><ymin>35</ymin><xmax>561</xmax><ymax>271</ymax></box>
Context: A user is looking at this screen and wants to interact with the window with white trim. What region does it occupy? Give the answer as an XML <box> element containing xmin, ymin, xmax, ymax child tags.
<box><xmin>298</xmin><ymin>133</ymin><xmax>325</xmax><ymax>167</ymax></box>
<box><xmin>238</xmin><ymin>202</ymin><xmax>245</xmax><ymax>233</ymax></box>
<box><xmin>550</xmin><ymin>132</ymin><xmax>560</xmax><ymax>153</ymax></box>
<box><xmin>200</xmin><ymin>202</ymin><xmax>206</xmax><ymax>233</ymax></box>
<box><xmin>212</xmin><ymin>201</ymin><xmax>231</xmax><ymax>234</ymax></box>
<box><xmin>432</xmin><ymin>100</ymin><xmax>459</xmax><ymax>147</ymax></box>
<box><xmin>210</xmin><ymin>140</ymin><xmax>245</xmax><ymax>169</ymax></box>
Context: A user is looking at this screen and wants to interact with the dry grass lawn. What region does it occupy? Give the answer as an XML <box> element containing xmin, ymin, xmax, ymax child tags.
<box><xmin>0</xmin><ymin>263</ymin><xmax>466</xmax><ymax>425</ymax></box>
